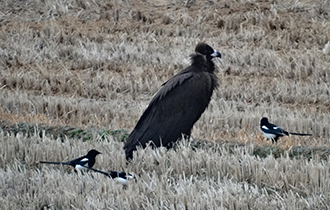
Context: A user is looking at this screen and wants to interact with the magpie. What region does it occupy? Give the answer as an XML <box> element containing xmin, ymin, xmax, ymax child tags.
<box><xmin>260</xmin><ymin>117</ymin><xmax>312</xmax><ymax>143</ymax></box>
<box><xmin>40</xmin><ymin>149</ymin><xmax>101</xmax><ymax>171</ymax></box>
<box><xmin>82</xmin><ymin>166</ymin><xmax>134</xmax><ymax>186</ymax></box>
<box><xmin>109</xmin><ymin>171</ymin><xmax>134</xmax><ymax>185</ymax></box>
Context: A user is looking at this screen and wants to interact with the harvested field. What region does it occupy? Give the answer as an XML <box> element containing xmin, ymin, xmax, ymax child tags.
<box><xmin>0</xmin><ymin>0</ymin><xmax>329</xmax><ymax>209</ymax></box>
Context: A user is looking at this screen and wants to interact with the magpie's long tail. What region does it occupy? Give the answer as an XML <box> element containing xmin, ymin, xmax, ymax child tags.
<box><xmin>80</xmin><ymin>166</ymin><xmax>111</xmax><ymax>177</ymax></box>
<box><xmin>289</xmin><ymin>133</ymin><xmax>312</xmax><ymax>136</ymax></box>
<box><xmin>39</xmin><ymin>161</ymin><xmax>71</xmax><ymax>165</ymax></box>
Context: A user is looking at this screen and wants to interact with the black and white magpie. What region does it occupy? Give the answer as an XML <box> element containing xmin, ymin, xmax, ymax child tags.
<box><xmin>40</xmin><ymin>149</ymin><xmax>133</xmax><ymax>185</ymax></box>
<box><xmin>40</xmin><ymin>149</ymin><xmax>101</xmax><ymax>170</ymax></box>
<box><xmin>82</xmin><ymin>166</ymin><xmax>134</xmax><ymax>185</ymax></box>
<box><xmin>260</xmin><ymin>117</ymin><xmax>312</xmax><ymax>143</ymax></box>
<box><xmin>109</xmin><ymin>171</ymin><xmax>134</xmax><ymax>185</ymax></box>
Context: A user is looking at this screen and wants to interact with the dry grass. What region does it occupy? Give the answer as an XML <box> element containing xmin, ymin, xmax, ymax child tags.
<box><xmin>1</xmin><ymin>134</ymin><xmax>330</xmax><ymax>209</ymax></box>
<box><xmin>0</xmin><ymin>0</ymin><xmax>330</xmax><ymax>209</ymax></box>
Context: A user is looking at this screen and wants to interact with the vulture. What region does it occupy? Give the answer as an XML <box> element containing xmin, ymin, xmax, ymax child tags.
<box><xmin>124</xmin><ymin>43</ymin><xmax>221</xmax><ymax>160</ymax></box>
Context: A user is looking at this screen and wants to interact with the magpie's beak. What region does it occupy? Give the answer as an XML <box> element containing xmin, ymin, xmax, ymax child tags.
<box><xmin>211</xmin><ymin>50</ymin><xmax>221</xmax><ymax>58</ymax></box>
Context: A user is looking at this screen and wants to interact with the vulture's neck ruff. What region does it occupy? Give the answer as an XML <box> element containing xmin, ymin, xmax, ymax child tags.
<box><xmin>190</xmin><ymin>53</ymin><xmax>215</xmax><ymax>73</ymax></box>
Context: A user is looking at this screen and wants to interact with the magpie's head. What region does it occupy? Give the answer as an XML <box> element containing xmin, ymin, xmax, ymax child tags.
<box><xmin>260</xmin><ymin>117</ymin><xmax>269</xmax><ymax>125</ymax></box>
<box><xmin>195</xmin><ymin>43</ymin><xmax>221</xmax><ymax>60</ymax></box>
<box><xmin>87</xmin><ymin>149</ymin><xmax>101</xmax><ymax>157</ymax></box>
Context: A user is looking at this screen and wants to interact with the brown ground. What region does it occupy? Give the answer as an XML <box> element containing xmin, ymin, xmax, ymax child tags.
<box><xmin>1</xmin><ymin>0</ymin><xmax>329</xmax><ymax>144</ymax></box>
<box><xmin>0</xmin><ymin>0</ymin><xmax>330</xmax><ymax>209</ymax></box>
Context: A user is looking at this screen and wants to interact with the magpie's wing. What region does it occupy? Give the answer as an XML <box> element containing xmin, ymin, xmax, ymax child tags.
<box><xmin>109</xmin><ymin>171</ymin><xmax>133</xmax><ymax>179</ymax></box>
<box><xmin>261</xmin><ymin>124</ymin><xmax>289</xmax><ymax>136</ymax></box>
<box><xmin>110</xmin><ymin>171</ymin><xmax>134</xmax><ymax>185</ymax></box>
<box><xmin>71</xmin><ymin>158</ymin><xmax>91</xmax><ymax>171</ymax></box>
<box><xmin>68</xmin><ymin>155</ymin><xmax>88</xmax><ymax>166</ymax></box>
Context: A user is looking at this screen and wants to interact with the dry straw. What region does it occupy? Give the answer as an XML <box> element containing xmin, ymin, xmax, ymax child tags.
<box><xmin>1</xmin><ymin>134</ymin><xmax>330</xmax><ymax>209</ymax></box>
<box><xmin>0</xmin><ymin>0</ymin><xmax>329</xmax><ymax>209</ymax></box>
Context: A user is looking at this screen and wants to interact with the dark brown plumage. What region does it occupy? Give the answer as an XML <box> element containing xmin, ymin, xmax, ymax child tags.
<box><xmin>124</xmin><ymin>43</ymin><xmax>221</xmax><ymax>160</ymax></box>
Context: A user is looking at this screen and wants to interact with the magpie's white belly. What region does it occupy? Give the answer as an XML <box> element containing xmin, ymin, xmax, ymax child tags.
<box><xmin>75</xmin><ymin>158</ymin><xmax>89</xmax><ymax>171</ymax></box>
<box><xmin>263</xmin><ymin>132</ymin><xmax>276</xmax><ymax>140</ymax></box>
<box><xmin>75</xmin><ymin>164</ymin><xmax>88</xmax><ymax>171</ymax></box>
<box><xmin>114</xmin><ymin>177</ymin><xmax>127</xmax><ymax>185</ymax></box>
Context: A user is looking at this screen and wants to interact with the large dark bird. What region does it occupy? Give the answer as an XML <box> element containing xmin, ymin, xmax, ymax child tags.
<box><xmin>40</xmin><ymin>149</ymin><xmax>101</xmax><ymax>171</ymax></box>
<box><xmin>260</xmin><ymin>117</ymin><xmax>312</xmax><ymax>143</ymax></box>
<box><xmin>124</xmin><ymin>43</ymin><xmax>221</xmax><ymax>160</ymax></box>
